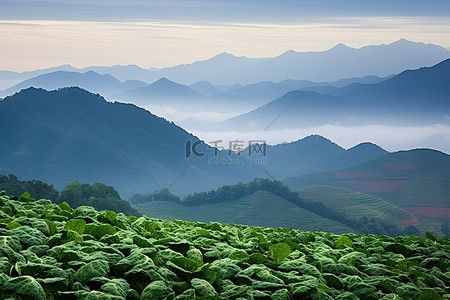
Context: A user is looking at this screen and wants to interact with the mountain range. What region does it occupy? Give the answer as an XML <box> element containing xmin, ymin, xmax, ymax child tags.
<box><xmin>0</xmin><ymin>70</ymin><xmax>390</xmax><ymax>117</ymax></box>
<box><xmin>1</xmin><ymin>39</ymin><xmax>448</xmax><ymax>89</ymax></box>
<box><xmin>221</xmin><ymin>58</ymin><xmax>450</xmax><ymax>129</ymax></box>
<box><xmin>0</xmin><ymin>87</ymin><xmax>392</xmax><ymax>198</ymax></box>
<box><xmin>129</xmin><ymin>39</ymin><xmax>450</xmax><ymax>84</ymax></box>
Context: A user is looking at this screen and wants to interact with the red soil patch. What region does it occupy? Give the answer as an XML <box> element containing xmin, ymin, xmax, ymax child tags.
<box><xmin>401</xmin><ymin>207</ymin><xmax>450</xmax><ymax>219</ymax></box>
<box><xmin>346</xmin><ymin>180</ymin><xmax>407</xmax><ymax>193</ymax></box>
<box><xmin>336</xmin><ymin>171</ymin><xmax>379</xmax><ymax>179</ymax></box>
<box><xmin>383</xmin><ymin>162</ymin><xmax>418</xmax><ymax>171</ymax></box>
<box><xmin>402</xmin><ymin>216</ymin><xmax>419</xmax><ymax>226</ymax></box>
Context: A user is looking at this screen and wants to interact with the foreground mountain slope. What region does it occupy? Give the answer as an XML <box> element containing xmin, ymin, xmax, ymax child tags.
<box><xmin>0</xmin><ymin>87</ymin><xmax>262</xmax><ymax>197</ymax></box>
<box><xmin>0</xmin><ymin>191</ymin><xmax>448</xmax><ymax>299</ymax></box>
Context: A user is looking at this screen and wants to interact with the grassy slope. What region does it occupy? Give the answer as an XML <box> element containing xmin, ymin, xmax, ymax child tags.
<box><xmin>297</xmin><ymin>186</ymin><xmax>417</xmax><ymax>227</ymax></box>
<box><xmin>136</xmin><ymin>190</ymin><xmax>353</xmax><ymax>234</ymax></box>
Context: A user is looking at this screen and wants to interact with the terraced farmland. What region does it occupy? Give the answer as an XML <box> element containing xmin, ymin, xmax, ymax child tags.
<box><xmin>136</xmin><ymin>190</ymin><xmax>353</xmax><ymax>234</ymax></box>
<box><xmin>297</xmin><ymin>185</ymin><xmax>417</xmax><ymax>227</ymax></box>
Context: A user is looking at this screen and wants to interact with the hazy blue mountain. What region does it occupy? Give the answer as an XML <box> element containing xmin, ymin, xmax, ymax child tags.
<box><xmin>299</xmin><ymin>75</ymin><xmax>392</xmax><ymax>96</ymax></box>
<box><xmin>345</xmin><ymin>58</ymin><xmax>450</xmax><ymax>113</ymax></box>
<box><xmin>284</xmin><ymin>148</ymin><xmax>450</xmax><ymax>208</ymax></box>
<box><xmin>0</xmin><ymin>70</ymin><xmax>148</xmax><ymax>98</ymax></box>
<box><xmin>0</xmin><ymin>64</ymin><xmax>79</xmax><ymax>90</ymax></box>
<box><xmin>2</xmin><ymin>39</ymin><xmax>447</xmax><ymax>88</ymax></box>
<box><xmin>319</xmin><ymin>75</ymin><xmax>390</xmax><ymax>88</ymax></box>
<box><xmin>220</xmin><ymin>81</ymin><xmax>293</xmax><ymax>106</ymax></box>
<box><xmin>216</xmin><ymin>83</ymin><xmax>243</xmax><ymax>92</ymax></box>
<box><xmin>220</xmin><ymin>58</ymin><xmax>450</xmax><ymax>129</ymax></box>
<box><xmin>153</xmin><ymin>52</ymin><xmax>264</xmax><ymax>85</ymax></box>
<box><xmin>0</xmin><ymin>64</ymin><xmax>153</xmax><ymax>91</ymax></box>
<box><xmin>325</xmin><ymin>142</ymin><xmax>389</xmax><ymax>171</ymax></box>
<box><xmin>263</xmin><ymin>135</ymin><xmax>345</xmax><ymax>178</ymax></box>
<box><xmin>149</xmin><ymin>39</ymin><xmax>450</xmax><ymax>84</ymax></box>
<box><xmin>110</xmin><ymin>77</ymin><xmax>207</xmax><ymax>110</ymax></box>
<box><xmin>214</xmin><ymin>75</ymin><xmax>392</xmax><ymax>107</ymax></box>
<box><xmin>84</xmin><ymin>64</ymin><xmax>155</xmax><ymax>82</ymax></box>
<box><xmin>111</xmin><ymin>77</ymin><xmax>259</xmax><ymax>112</ymax></box>
<box><xmin>0</xmin><ymin>87</ymin><xmax>265</xmax><ymax>198</ymax></box>
<box><xmin>189</xmin><ymin>81</ymin><xmax>221</xmax><ymax>96</ymax></box>
<box><xmin>262</xmin><ymin>137</ymin><xmax>390</xmax><ymax>179</ymax></box>
<box><xmin>220</xmin><ymin>90</ymin><xmax>347</xmax><ymax>130</ymax></box>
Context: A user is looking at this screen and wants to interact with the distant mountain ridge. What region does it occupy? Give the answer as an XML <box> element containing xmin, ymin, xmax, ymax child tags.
<box><xmin>109</xmin><ymin>77</ymin><xmax>205</xmax><ymax>108</ymax></box>
<box><xmin>0</xmin><ymin>70</ymin><xmax>148</xmax><ymax>98</ymax></box>
<box><xmin>221</xmin><ymin>58</ymin><xmax>450</xmax><ymax>129</ymax></box>
<box><xmin>150</xmin><ymin>39</ymin><xmax>450</xmax><ymax>84</ymax></box>
<box><xmin>1</xmin><ymin>71</ymin><xmax>392</xmax><ymax>115</ymax></box>
<box><xmin>1</xmin><ymin>39</ymin><xmax>448</xmax><ymax>87</ymax></box>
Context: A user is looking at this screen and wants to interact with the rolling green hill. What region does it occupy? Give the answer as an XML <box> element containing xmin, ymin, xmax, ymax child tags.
<box><xmin>297</xmin><ymin>186</ymin><xmax>417</xmax><ymax>227</ymax></box>
<box><xmin>135</xmin><ymin>190</ymin><xmax>354</xmax><ymax>234</ymax></box>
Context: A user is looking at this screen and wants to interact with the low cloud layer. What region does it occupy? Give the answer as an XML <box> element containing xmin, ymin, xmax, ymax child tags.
<box><xmin>188</xmin><ymin>124</ymin><xmax>450</xmax><ymax>154</ymax></box>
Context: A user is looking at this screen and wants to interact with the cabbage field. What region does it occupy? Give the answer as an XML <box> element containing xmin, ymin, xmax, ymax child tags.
<box><xmin>0</xmin><ymin>191</ymin><xmax>449</xmax><ymax>299</ymax></box>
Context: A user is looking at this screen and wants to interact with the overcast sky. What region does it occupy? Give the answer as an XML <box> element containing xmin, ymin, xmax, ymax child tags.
<box><xmin>1</xmin><ymin>0</ymin><xmax>450</xmax><ymax>71</ymax></box>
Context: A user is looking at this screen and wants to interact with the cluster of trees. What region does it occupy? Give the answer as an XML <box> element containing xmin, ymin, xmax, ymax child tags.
<box><xmin>0</xmin><ymin>173</ymin><xmax>139</xmax><ymax>216</ymax></box>
<box><xmin>57</xmin><ymin>181</ymin><xmax>139</xmax><ymax>216</ymax></box>
<box><xmin>129</xmin><ymin>188</ymin><xmax>181</xmax><ymax>205</ymax></box>
<box><xmin>181</xmin><ymin>178</ymin><xmax>299</xmax><ymax>206</ymax></box>
<box><xmin>0</xmin><ymin>174</ymin><xmax>59</xmax><ymax>201</ymax></box>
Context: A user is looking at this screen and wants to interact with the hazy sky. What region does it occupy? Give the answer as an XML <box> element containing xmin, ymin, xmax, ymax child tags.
<box><xmin>1</xmin><ymin>0</ymin><xmax>450</xmax><ymax>71</ymax></box>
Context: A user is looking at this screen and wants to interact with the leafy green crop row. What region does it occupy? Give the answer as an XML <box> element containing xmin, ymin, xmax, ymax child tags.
<box><xmin>0</xmin><ymin>191</ymin><xmax>449</xmax><ymax>299</ymax></box>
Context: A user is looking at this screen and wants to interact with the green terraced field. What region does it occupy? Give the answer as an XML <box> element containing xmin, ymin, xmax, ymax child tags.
<box><xmin>297</xmin><ymin>185</ymin><xmax>417</xmax><ymax>227</ymax></box>
<box><xmin>135</xmin><ymin>190</ymin><xmax>353</xmax><ymax>234</ymax></box>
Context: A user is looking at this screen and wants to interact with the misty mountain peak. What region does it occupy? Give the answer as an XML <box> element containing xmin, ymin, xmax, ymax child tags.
<box><xmin>209</xmin><ymin>52</ymin><xmax>242</xmax><ymax>62</ymax></box>
<box><xmin>151</xmin><ymin>77</ymin><xmax>178</xmax><ymax>86</ymax></box>
<box><xmin>279</xmin><ymin>49</ymin><xmax>298</xmax><ymax>56</ymax></box>
<box><xmin>347</xmin><ymin>142</ymin><xmax>388</xmax><ymax>153</ymax></box>
<box><xmin>329</xmin><ymin>43</ymin><xmax>352</xmax><ymax>51</ymax></box>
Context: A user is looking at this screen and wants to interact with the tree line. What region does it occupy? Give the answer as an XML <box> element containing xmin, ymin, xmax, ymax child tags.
<box><xmin>0</xmin><ymin>173</ymin><xmax>139</xmax><ymax>216</ymax></box>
